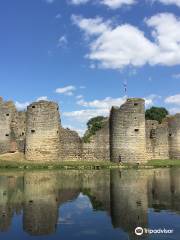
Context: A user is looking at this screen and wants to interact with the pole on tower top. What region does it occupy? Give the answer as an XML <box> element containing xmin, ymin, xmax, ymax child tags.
<box><xmin>123</xmin><ymin>80</ymin><xmax>128</xmax><ymax>99</ymax></box>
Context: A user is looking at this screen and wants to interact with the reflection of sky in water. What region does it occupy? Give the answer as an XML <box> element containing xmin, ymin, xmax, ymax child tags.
<box><xmin>148</xmin><ymin>209</ymin><xmax>180</xmax><ymax>240</ymax></box>
<box><xmin>0</xmin><ymin>169</ymin><xmax>179</xmax><ymax>240</ymax></box>
<box><xmin>56</xmin><ymin>193</ymin><xmax>126</xmax><ymax>240</ymax></box>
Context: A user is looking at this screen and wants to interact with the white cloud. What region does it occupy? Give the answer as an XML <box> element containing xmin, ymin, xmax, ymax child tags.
<box><xmin>70</xmin><ymin>0</ymin><xmax>89</xmax><ymax>4</ymax></box>
<box><xmin>55</xmin><ymin>85</ymin><xmax>76</xmax><ymax>96</ymax></box>
<box><xmin>72</xmin><ymin>15</ymin><xmax>111</xmax><ymax>35</ymax></box>
<box><xmin>144</xmin><ymin>94</ymin><xmax>161</xmax><ymax>107</ymax></box>
<box><xmin>146</xmin><ymin>13</ymin><xmax>180</xmax><ymax>66</ymax></box>
<box><xmin>101</xmin><ymin>0</ymin><xmax>136</xmax><ymax>9</ymax></box>
<box><xmin>154</xmin><ymin>0</ymin><xmax>180</xmax><ymax>7</ymax></box>
<box><xmin>15</xmin><ymin>96</ymin><xmax>49</xmax><ymax>110</ymax></box>
<box><xmin>63</xmin><ymin>124</ymin><xmax>85</xmax><ymax>136</ymax></box>
<box><xmin>172</xmin><ymin>73</ymin><xmax>180</xmax><ymax>79</ymax></box>
<box><xmin>168</xmin><ymin>107</ymin><xmax>180</xmax><ymax>114</ymax></box>
<box><xmin>70</xmin><ymin>0</ymin><xmax>136</xmax><ymax>8</ymax></box>
<box><xmin>15</xmin><ymin>101</ymin><xmax>30</xmax><ymax>111</ymax></box>
<box><xmin>63</xmin><ymin>108</ymin><xmax>110</xmax><ymax>122</ymax></box>
<box><xmin>77</xmin><ymin>96</ymin><xmax>126</xmax><ymax>108</ymax></box>
<box><xmin>55</xmin><ymin>14</ymin><xmax>61</xmax><ymax>19</ymax></box>
<box><xmin>64</xmin><ymin>96</ymin><xmax>125</xmax><ymax>124</ymax></box>
<box><xmin>164</xmin><ymin>93</ymin><xmax>180</xmax><ymax>117</ymax></box>
<box><xmin>58</xmin><ymin>35</ymin><xmax>68</xmax><ymax>48</ymax></box>
<box><xmin>72</xmin><ymin>13</ymin><xmax>180</xmax><ymax>69</ymax></box>
<box><xmin>36</xmin><ymin>96</ymin><xmax>48</xmax><ymax>101</ymax></box>
<box><xmin>165</xmin><ymin>94</ymin><xmax>180</xmax><ymax>105</ymax></box>
<box><xmin>76</xmin><ymin>95</ymin><xmax>84</xmax><ymax>99</ymax></box>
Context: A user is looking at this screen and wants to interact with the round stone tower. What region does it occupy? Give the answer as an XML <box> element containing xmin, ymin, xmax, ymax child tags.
<box><xmin>25</xmin><ymin>101</ymin><xmax>60</xmax><ymax>161</ymax></box>
<box><xmin>110</xmin><ymin>98</ymin><xmax>147</xmax><ymax>163</ymax></box>
<box><xmin>168</xmin><ymin>114</ymin><xmax>180</xmax><ymax>159</ymax></box>
<box><xmin>0</xmin><ymin>99</ymin><xmax>17</xmax><ymax>153</ymax></box>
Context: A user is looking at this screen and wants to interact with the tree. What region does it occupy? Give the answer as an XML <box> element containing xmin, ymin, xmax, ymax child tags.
<box><xmin>145</xmin><ymin>107</ymin><xmax>169</xmax><ymax>123</ymax></box>
<box><xmin>83</xmin><ymin>116</ymin><xmax>106</xmax><ymax>143</ymax></box>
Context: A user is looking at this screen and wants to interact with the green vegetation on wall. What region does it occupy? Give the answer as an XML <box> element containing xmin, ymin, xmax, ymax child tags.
<box><xmin>83</xmin><ymin>116</ymin><xmax>106</xmax><ymax>143</ymax></box>
<box><xmin>145</xmin><ymin>107</ymin><xmax>169</xmax><ymax>123</ymax></box>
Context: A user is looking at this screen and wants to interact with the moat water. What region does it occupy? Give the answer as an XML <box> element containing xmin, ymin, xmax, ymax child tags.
<box><xmin>0</xmin><ymin>168</ymin><xmax>179</xmax><ymax>240</ymax></box>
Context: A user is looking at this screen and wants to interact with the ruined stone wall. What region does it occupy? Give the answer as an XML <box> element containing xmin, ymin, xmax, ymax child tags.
<box><xmin>1</xmin><ymin>96</ymin><xmax>180</xmax><ymax>162</ymax></box>
<box><xmin>167</xmin><ymin>114</ymin><xmax>180</xmax><ymax>159</ymax></box>
<box><xmin>59</xmin><ymin>128</ymin><xmax>82</xmax><ymax>161</ymax></box>
<box><xmin>11</xmin><ymin>111</ymin><xmax>26</xmax><ymax>153</ymax></box>
<box><xmin>25</xmin><ymin>101</ymin><xmax>60</xmax><ymax>161</ymax></box>
<box><xmin>146</xmin><ymin>120</ymin><xmax>169</xmax><ymax>160</ymax></box>
<box><xmin>0</xmin><ymin>98</ymin><xmax>18</xmax><ymax>154</ymax></box>
<box><xmin>82</xmin><ymin>120</ymin><xmax>110</xmax><ymax>161</ymax></box>
<box><xmin>110</xmin><ymin>98</ymin><xmax>147</xmax><ymax>163</ymax></box>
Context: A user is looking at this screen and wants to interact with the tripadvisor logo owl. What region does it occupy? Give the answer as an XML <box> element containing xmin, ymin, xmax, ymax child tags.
<box><xmin>135</xmin><ymin>227</ymin><xmax>144</xmax><ymax>236</ymax></box>
<box><xmin>135</xmin><ymin>227</ymin><xmax>174</xmax><ymax>236</ymax></box>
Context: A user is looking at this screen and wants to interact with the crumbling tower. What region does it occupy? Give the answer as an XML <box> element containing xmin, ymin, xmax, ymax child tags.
<box><xmin>110</xmin><ymin>98</ymin><xmax>147</xmax><ymax>163</ymax></box>
<box><xmin>168</xmin><ymin>114</ymin><xmax>180</xmax><ymax>159</ymax></box>
<box><xmin>25</xmin><ymin>101</ymin><xmax>60</xmax><ymax>161</ymax></box>
<box><xmin>0</xmin><ymin>98</ymin><xmax>17</xmax><ymax>153</ymax></box>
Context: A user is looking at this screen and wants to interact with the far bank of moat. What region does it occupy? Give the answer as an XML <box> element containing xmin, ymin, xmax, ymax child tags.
<box><xmin>0</xmin><ymin>153</ymin><xmax>180</xmax><ymax>170</ymax></box>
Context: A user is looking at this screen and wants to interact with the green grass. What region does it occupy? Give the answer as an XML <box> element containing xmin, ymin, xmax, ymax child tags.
<box><xmin>0</xmin><ymin>158</ymin><xmax>180</xmax><ymax>171</ymax></box>
<box><xmin>147</xmin><ymin>159</ymin><xmax>180</xmax><ymax>168</ymax></box>
<box><xmin>0</xmin><ymin>159</ymin><xmax>120</xmax><ymax>170</ymax></box>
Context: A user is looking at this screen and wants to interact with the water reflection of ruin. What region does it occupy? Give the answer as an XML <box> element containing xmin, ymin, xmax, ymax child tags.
<box><xmin>0</xmin><ymin>173</ymin><xmax>23</xmax><ymax>231</ymax></box>
<box><xmin>23</xmin><ymin>172</ymin><xmax>59</xmax><ymax>235</ymax></box>
<box><xmin>110</xmin><ymin>170</ymin><xmax>148</xmax><ymax>239</ymax></box>
<box><xmin>148</xmin><ymin>168</ymin><xmax>180</xmax><ymax>213</ymax></box>
<box><xmin>0</xmin><ymin>169</ymin><xmax>179</xmax><ymax>238</ymax></box>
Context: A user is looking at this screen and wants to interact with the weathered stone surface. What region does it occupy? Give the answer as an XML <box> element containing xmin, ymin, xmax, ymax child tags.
<box><xmin>82</xmin><ymin>120</ymin><xmax>110</xmax><ymax>161</ymax></box>
<box><xmin>146</xmin><ymin>120</ymin><xmax>169</xmax><ymax>160</ymax></box>
<box><xmin>0</xmin><ymin>98</ymin><xmax>17</xmax><ymax>154</ymax></box>
<box><xmin>110</xmin><ymin>98</ymin><xmax>147</xmax><ymax>163</ymax></box>
<box><xmin>167</xmin><ymin>114</ymin><xmax>180</xmax><ymax>159</ymax></box>
<box><xmin>59</xmin><ymin>128</ymin><xmax>82</xmax><ymax>161</ymax></box>
<box><xmin>0</xmin><ymin>96</ymin><xmax>180</xmax><ymax>162</ymax></box>
<box><xmin>11</xmin><ymin>111</ymin><xmax>26</xmax><ymax>153</ymax></box>
<box><xmin>25</xmin><ymin>101</ymin><xmax>60</xmax><ymax>161</ymax></box>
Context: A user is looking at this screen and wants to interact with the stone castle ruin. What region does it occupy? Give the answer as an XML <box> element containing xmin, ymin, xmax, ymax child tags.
<box><xmin>25</xmin><ymin>101</ymin><xmax>60</xmax><ymax>161</ymax></box>
<box><xmin>110</xmin><ymin>98</ymin><xmax>147</xmax><ymax>163</ymax></box>
<box><xmin>0</xmin><ymin>96</ymin><xmax>180</xmax><ymax>163</ymax></box>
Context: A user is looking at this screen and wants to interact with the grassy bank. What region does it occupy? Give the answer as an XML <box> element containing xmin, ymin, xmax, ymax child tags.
<box><xmin>0</xmin><ymin>153</ymin><xmax>180</xmax><ymax>170</ymax></box>
<box><xmin>0</xmin><ymin>159</ymin><xmax>119</xmax><ymax>170</ymax></box>
<box><xmin>147</xmin><ymin>159</ymin><xmax>180</xmax><ymax>168</ymax></box>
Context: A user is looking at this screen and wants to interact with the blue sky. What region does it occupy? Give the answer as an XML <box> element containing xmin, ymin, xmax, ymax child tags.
<box><xmin>0</xmin><ymin>0</ymin><xmax>180</xmax><ymax>135</ymax></box>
